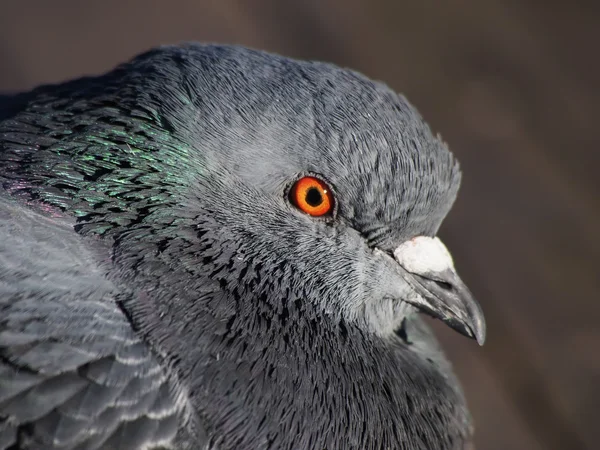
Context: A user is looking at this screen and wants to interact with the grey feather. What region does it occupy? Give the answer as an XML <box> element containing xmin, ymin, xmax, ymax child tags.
<box><xmin>0</xmin><ymin>43</ymin><xmax>484</xmax><ymax>449</ymax></box>
<box><xmin>0</xmin><ymin>198</ymin><xmax>195</xmax><ymax>449</ymax></box>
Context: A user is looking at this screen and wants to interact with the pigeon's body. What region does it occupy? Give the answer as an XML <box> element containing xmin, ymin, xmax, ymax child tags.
<box><xmin>0</xmin><ymin>44</ymin><xmax>485</xmax><ymax>449</ymax></box>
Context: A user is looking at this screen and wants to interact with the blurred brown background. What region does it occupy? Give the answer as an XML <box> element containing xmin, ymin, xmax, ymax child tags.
<box><xmin>1</xmin><ymin>1</ymin><xmax>598</xmax><ymax>449</ymax></box>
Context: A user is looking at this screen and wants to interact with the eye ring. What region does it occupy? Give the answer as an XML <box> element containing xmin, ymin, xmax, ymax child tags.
<box><xmin>289</xmin><ymin>175</ymin><xmax>335</xmax><ymax>217</ymax></box>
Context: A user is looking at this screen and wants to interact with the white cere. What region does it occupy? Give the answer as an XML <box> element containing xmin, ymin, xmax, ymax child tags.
<box><xmin>393</xmin><ymin>236</ymin><xmax>455</xmax><ymax>275</ymax></box>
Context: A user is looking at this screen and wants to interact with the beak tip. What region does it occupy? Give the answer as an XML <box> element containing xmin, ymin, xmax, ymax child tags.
<box><xmin>470</xmin><ymin>315</ymin><xmax>487</xmax><ymax>346</ymax></box>
<box><xmin>476</xmin><ymin>331</ymin><xmax>486</xmax><ymax>346</ymax></box>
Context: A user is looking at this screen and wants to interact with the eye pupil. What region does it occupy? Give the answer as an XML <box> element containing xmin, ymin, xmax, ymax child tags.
<box><xmin>305</xmin><ymin>187</ymin><xmax>323</xmax><ymax>207</ymax></box>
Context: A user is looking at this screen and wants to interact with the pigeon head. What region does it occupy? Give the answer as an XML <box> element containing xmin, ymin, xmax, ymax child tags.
<box><xmin>131</xmin><ymin>44</ymin><xmax>485</xmax><ymax>344</ymax></box>
<box><xmin>4</xmin><ymin>44</ymin><xmax>485</xmax><ymax>346</ymax></box>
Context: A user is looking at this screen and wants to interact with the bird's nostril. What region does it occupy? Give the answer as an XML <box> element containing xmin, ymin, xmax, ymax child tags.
<box><xmin>435</xmin><ymin>280</ymin><xmax>453</xmax><ymax>291</ymax></box>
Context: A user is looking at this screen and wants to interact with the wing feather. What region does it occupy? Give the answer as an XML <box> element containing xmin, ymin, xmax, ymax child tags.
<box><xmin>0</xmin><ymin>196</ymin><xmax>192</xmax><ymax>449</ymax></box>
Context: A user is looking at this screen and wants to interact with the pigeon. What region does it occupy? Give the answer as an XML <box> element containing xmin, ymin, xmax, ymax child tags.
<box><xmin>0</xmin><ymin>43</ymin><xmax>486</xmax><ymax>450</ymax></box>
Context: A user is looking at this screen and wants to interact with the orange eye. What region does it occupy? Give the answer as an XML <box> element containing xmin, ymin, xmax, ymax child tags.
<box><xmin>290</xmin><ymin>176</ymin><xmax>334</xmax><ymax>217</ymax></box>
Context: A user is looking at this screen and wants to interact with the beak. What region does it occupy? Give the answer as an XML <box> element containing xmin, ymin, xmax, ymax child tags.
<box><xmin>393</xmin><ymin>236</ymin><xmax>486</xmax><ymax>345</ymax></box>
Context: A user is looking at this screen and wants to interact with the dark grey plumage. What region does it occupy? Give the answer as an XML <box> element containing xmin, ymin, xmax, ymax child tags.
<box><xmin>0</xmin><ymin>43</ymin><xmax>485</xmax><ymax>449</ymax></box>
